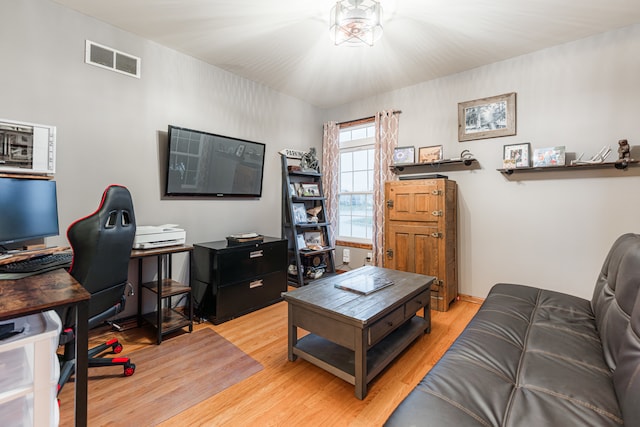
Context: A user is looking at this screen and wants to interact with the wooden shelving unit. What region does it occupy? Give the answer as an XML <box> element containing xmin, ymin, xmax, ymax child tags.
<box><xmin>281</xmin><ymin>154</ymin><xmax>336</xmax><ymax>287</ymax></box>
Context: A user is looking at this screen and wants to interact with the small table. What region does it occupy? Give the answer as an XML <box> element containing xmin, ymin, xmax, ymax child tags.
<box><xmin>131</xmin><ymin>245</ymin><xmax>193</xmax><ymax>344</ymax></box>
<box><xmin>283</xmin><ymin>265</ymin><xmax>433</xmax><ymax>399</ymax></box>
<box><xmin>0</xmin><ymin>268</ymin><xmax>90</xmax><ymax>426</ymax></box>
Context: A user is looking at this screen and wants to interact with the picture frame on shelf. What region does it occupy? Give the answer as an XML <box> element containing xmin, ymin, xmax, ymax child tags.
<box><xmin>289</xmin><ymin>183</ymin><xmax>296</xmax><ymax>196</ymax></box>
<box><xmin>503</xmin><ymin>143</ymin><xmax>530</xmax><ymax>168</ymax></box>
<box><xmin>418</xmin><ymin>145</ymin><xmax>444</xmax><ymax>163</ymax></box>
<box><xmin>393</xmin><ymin>146</ymin><xmax>415</xmax><ymax>165</ymax></box>
<box><xmin>304</xmin><ymin>231</ymin><xmax>324</xmax><ymax>247</ymax></box>
<box><xmin>296</xmin><ymin>234</ymin><xmax>307</xmax><ymax>249</ymax></box>
<box><xmin>300</xmin><ymin>183</ymin><xmax>320</xmax><ymax>197</ymax></box>
<box><xmin>292</xmin><ymin>203</ymin><xmax>308</xmax><ymax>224</ymax></box>
<box><xmin>533</xmin><ymin>146</ymin><xmax>566</xmax><ymax>167</ymax></box>
<box><xmin>458</xmin><ymin>92</ymin><xmax>517</xmax><ymax>142</ymax></box>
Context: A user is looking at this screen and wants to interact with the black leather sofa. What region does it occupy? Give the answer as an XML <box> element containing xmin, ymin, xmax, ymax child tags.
<box><xmin>385</xmin><ymin>233</ymin><xmax>640</xmax><ymax>426</ymax></box>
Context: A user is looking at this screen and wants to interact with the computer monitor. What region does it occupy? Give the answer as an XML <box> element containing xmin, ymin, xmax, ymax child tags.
<box><xmin>0</xmin><ymin>178</ymin><xmax>59</xmax><ymax>250</ymax></box>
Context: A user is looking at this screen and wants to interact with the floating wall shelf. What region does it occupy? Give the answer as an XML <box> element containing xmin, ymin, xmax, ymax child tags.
<box><xmin>390</xmin><ymin>158</ymin><xmax>478</xmax><ymax>176</ymax></box>
<box><xmin>497</xmin><ymin>160</ymin><xmax>638</xmax><ymax>175</ymax></box>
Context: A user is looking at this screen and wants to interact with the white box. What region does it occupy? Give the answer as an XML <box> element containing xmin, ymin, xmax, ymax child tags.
<box><xmin>0</xmin><ymin>311</ymin><xmax>61</xmax><ymax>427</ymax></box>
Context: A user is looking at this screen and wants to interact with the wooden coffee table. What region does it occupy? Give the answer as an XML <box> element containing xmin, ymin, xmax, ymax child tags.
<box><xmin>283</xmin><ymin>265</ymin><xmax>433</xmax><ymax>399</ymax></box>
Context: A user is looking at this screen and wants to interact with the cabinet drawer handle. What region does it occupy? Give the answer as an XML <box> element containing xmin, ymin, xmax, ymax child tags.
<box><xmin>249</xmin><ymin>279</ymin><xmax>264</xmax><ymax>288</ymax></box>
<box><xmin>250</xmin><ymin>250</ymin><xmax>263</xmax><ymax>258</ymax></box>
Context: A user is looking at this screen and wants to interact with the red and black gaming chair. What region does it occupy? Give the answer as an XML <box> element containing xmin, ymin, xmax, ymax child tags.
<box><xmin>58</xmin><ymin>185</ymin><xmax>136</xmax><ymax>394</ymax></box>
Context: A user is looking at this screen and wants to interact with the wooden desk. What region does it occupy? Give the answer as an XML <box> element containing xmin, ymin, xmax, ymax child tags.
<box><xmin>0</xmin><ymin>268</ymin><xmax>90</xmax><ymax>427</ymax></box>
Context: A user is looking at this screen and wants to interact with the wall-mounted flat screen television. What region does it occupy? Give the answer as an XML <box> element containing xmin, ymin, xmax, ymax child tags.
<box><xmin>165</xmin><ymin>125</ymin><xmax>266</xmax><ymax>197</ymax></box>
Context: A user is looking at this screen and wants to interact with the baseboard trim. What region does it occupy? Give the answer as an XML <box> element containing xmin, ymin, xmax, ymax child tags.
<box><xmin>457</xmin><ymin>293</ymin><xmax>484</xmax><ymax>305</ymax></box>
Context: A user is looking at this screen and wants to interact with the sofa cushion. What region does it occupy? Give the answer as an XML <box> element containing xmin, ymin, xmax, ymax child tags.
<box><xmin>385</xmin><ymin>284</ymin><xmax>623</xmax><ymax>426</ymax></box>
<box><xmin>592</xmin><ymin>233</ymin><xmax>640</xmax><ymax>371</ymax></box>
<box><xmin>613</xmin><ymin>288</ymin><xmax>640</xmax><ymax>426</ymax></box>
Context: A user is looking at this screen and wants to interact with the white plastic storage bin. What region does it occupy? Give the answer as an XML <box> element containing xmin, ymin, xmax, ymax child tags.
<box><xmin>0</xmin><ymin>310</ymin><xmax>62</xmax><ymax>427</ymax></box>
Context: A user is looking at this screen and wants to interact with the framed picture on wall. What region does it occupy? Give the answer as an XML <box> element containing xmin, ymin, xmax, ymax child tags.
<box><xmin>503</xmin><ymin>143</ymin><xmax>530</xmax><ymax>168</ymax></box>
<box><xmin>418</xmin><ymin>145</ymin><xmax>444</xmax><ymax>163</ymax></box>
<box><xmin>458</xmin><ymin>92</ymin><xmax>517</xmax><ymax>142</ymax></box>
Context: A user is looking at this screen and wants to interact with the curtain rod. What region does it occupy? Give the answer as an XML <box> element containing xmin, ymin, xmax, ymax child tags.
<box><xmin>337</xmin><ymin>110</ymin><xmax>402</xmax><ymax>127</ymax></box>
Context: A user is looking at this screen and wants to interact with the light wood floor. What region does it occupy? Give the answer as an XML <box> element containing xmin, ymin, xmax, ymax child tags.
<box><xmin>75</xmin><ymin>297</ymin><xmax>480</xmax><ymax>427</ymax></box>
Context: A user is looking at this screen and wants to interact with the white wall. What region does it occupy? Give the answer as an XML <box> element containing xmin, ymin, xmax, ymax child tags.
<box><xmin>326</xmin><ymin>24</ymin><xmax>640</xmax><ymax>300</ymax></box>
<box><xmin>1</xmin><ymin>0</ymin><xmax>323</xmax><ymax>315</ymax></box>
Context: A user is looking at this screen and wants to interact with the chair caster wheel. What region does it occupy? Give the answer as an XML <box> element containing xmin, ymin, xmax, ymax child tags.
<box><xmin>112</xmin><ymin>343</ymin><xmax>123</xmax><ymax>354</ymax></box>
<box><xmin>124</xmin><ymin>363</ymin><xmax>136</xmax><ymax>377</ymax></box>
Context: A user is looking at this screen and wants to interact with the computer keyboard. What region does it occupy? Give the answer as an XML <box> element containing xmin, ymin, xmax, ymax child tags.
<box><xmin>0</xmin><ymin>252</ymin><xmax>73</xmax><ymax>275</ymax></box>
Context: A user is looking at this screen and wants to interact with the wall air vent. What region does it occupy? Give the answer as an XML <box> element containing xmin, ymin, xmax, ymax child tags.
<box><xmin>85</xmin><ymin>40</ymin><xmax>141</xmax><ymax>78</ymax></box>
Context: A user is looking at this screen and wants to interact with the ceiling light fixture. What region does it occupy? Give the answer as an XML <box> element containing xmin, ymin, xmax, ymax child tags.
<box><xmin>329</xmin><ymin>0</ymin><xmax>383</xmax><ymax>47</ymax></box>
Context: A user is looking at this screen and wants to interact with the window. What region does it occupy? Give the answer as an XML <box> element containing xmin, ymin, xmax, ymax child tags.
<box><xmin>338</xmin><ymin>122</ymin><xmax>375</xmax><ymax>243</ymax></box>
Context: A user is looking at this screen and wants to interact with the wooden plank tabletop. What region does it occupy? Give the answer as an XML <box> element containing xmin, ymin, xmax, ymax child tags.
<box><xmin>0</xmin><ymin>268</ymin><xmax>90</xmax><ymax>321</ymax></box>
<box><xmin>283</xmin><ymin>266</ymin><xmax>433</xmax><ymax>324</ymax></box>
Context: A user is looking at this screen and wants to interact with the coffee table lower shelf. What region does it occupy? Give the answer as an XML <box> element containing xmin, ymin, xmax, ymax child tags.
<box><xmin>292</xmin><ymin>316</ymin><xmax>427</xmax><ymax>387</ymax></box>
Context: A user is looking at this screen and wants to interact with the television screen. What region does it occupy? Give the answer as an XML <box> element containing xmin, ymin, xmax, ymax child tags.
<box><xmin>165</xmin><ymin>125</ymin><xmax>266</xmax><ymax>197</ymax></box>
<box><xmin>0</xmin><ymin>178</ymin><xmax>59</xmax><ymax>247</ymax></box>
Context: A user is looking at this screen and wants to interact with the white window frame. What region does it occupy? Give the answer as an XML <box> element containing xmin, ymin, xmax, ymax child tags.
<box><xmin>337</xmin><ymin>123</ymin><xmax>375</xmax><ymax>245</ymax></box>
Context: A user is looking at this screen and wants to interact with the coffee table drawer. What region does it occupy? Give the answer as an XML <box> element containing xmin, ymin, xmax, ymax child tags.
<box><xmin>368</xmin><ymin>306</ymin><xmax>404</xmax><ymax>346</ymax></box>
<box><xmin>405</xmin><ymin>290</ymin><xmax>430</xmax><ymax>319</ymax></box>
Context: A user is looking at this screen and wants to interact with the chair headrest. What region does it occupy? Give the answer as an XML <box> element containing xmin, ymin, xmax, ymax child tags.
<box><xmin>67</xmin><ymin>185</ymin><xmax>136</xmax><ymax>293</ymax></box>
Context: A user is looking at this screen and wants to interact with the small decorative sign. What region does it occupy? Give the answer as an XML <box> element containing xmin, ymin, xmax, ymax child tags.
<box><xmin>279</xmin><ymin>148</ymin><xmax>305</xmax><ymax>159</ymax></box>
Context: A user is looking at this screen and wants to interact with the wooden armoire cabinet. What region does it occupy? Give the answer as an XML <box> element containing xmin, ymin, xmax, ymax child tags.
<box><xmin>384</xmin><ymin>179</ymin><xmax>457</xmax><ymax>311</ymax></box>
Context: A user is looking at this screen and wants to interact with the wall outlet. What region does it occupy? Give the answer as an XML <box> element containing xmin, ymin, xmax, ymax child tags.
<box><xmin>343</xmin><ymin>248</ymin><xmax>350</xmax><ymax>263</ymax></box>
<box><xmin>365</xmin><ymin>252</ymin><xmax>373</xmax><ymax>265</ymax></box>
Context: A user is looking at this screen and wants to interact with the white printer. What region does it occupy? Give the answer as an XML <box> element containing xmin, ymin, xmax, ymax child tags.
<box><xmin>133</xmin><ymin>224</ymin><xmax>186</xmax><ymax>249</ymax></box>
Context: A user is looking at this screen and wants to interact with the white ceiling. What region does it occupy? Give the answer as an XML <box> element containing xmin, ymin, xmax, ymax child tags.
<box><xmin>52</xmin><ymin>0</ymin><xmax>640</xmax><ymax>108</ymax></box>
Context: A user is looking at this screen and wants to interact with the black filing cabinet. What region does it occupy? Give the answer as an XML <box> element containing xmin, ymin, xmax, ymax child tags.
<box><xmin>192</xmin><ymin>236</ymin><xmax>287</xmax><ymax>324</ymax></box>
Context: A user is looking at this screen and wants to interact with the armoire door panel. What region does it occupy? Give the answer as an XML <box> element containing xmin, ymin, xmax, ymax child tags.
<box><xmin>386</xmin><ymin>181</ymin><xmax>442</xmax><ymax>222</ymax></box>
<box><xmin>393</xmin><ymin>232</ymin><xmax>411</xmax><ymax>272</ymax></box>
<box><xmin>394</xmin><ymin>194</ymin><xmax>411</xmax><ymax>214</ymax></box>
<box><xmin>415</xmin><ymin>193</ymin><xmax>433</xmax><ymax>215</ymax></box>
<box><xmin>385</xmin><ymin>223</ymin><xmax>438</xmax><ymax>274</ymax></box>
<box><xmin>415</xmin><ymin>234</ymin><xmax>439</xmax><ymax>277</ymax></box>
